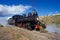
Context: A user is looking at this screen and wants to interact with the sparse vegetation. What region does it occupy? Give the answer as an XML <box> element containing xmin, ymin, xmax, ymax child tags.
<box><xmin>0</xmin><ymin>24</ymin><xmax>3</xmax><ymax>27</ymax></box>
<box><xmin>0</xmin><ymin>27</ymin><xmax>60</xmax><ymax>40</ymax></box>
<box><xmin>39</xmin><ymin>15</ymin><xmax>60</xmax><ymax>27</ymax></box>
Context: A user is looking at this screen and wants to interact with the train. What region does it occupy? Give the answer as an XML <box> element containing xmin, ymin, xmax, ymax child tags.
<box><xmin>8</xmin><ymin>10</ymin><xmax>46</xmax><ymax>30</ymax></box>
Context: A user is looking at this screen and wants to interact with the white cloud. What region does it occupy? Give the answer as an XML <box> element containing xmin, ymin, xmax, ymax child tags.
<box><xmin>48</xmin><ymin>11</ymin><xmax>60</xmax><ymax>16</ymax></box>
<box><xmin>0</xmin><ymin>4</ymin><xmax>32</xmax><ymax>16</ymax></box>
<box><xmin>52</xmin><ymin>13</ymin><xmax>60</xmax><ymax>16</ymax></box>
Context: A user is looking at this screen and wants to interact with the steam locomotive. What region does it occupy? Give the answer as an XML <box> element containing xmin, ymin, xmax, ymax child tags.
<box><xmin>8</xmin><ymin>10</ymin><xmax>41</xmax><ymax>30</ymax></box>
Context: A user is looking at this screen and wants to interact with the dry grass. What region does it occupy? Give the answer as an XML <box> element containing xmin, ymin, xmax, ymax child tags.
<box><xmin>0</xmin><ymin>27</ymin><xmax>60</xmax><ymax>40</ymax></box>
<box><xmin>39</xmin><ymin>15</ymin><xmax>60</xmax><ymax>27</ymax></box>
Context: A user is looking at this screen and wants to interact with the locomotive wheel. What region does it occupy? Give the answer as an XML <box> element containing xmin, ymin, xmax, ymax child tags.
<box><xmin>25</xmin><ymin>23</ymin><xmax>32</xmax><ymax>30</ymax></box>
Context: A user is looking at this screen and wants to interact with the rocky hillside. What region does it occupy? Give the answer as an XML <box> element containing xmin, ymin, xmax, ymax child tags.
<box><xmin>0</xmin><ymin>27</ymin><xmax>60</xmax><ymax>40</ymax></box>
<box><xmin>39</xmin><ymin>15</ymin><xmax>60</xmax><ymax>27</ymax></box>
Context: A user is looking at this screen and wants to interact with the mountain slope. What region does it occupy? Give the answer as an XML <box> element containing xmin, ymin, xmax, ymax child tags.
<box><xmin>39</xmin><ymin>15</ymin><xmax>60</xmax><ymax>27</ymax></box>
<box><xmin>0</xmin><ymin>27</ymin><xmax>60</xmax><ymax>40</ymax></box>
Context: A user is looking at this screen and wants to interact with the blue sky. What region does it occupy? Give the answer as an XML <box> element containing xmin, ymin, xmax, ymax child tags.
<box><xmin>0</xmin><ymin>0</ymin><xmax>60</xmax><ymax>17</ymax></box>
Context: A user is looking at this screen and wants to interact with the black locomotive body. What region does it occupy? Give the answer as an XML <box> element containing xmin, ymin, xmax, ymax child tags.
<box><xmin>8</xmin><ymin>10</ymin><xmax>40</xmax><ymax>30</ymax></box>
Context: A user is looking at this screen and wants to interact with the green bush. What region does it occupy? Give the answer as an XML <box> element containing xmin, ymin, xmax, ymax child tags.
<box><xmin>0</xmin><ymin>24</ymin><xmax>3</xmax><ymax>27</ymax></box>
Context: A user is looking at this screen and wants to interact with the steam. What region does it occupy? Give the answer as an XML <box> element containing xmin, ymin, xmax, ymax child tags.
<box><xmin>46</xmin><ymin>23</ymin><xmax>60</xmax><ymax>34</ymax></box>
<box><xmin>46</xmin><ymin>23</ymin><xmax>56</xmax><ymax>32</ymax></box>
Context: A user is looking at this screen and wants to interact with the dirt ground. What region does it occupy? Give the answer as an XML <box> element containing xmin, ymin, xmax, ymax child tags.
<box><xmin>0</xmin><ymin>27</ymin><xmax>60</xmax><ymax>40</ymax></box>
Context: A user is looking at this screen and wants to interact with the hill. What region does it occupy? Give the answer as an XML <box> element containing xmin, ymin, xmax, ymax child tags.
<box><xmin>0</xmin><ymin>27</ymin><xmax>60</xmax><ymax>40</ymax></box>
<box><xmin>39</xmin><ymin>14</ymin><xmax>60</xmax><ymax>27</ymax></box>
